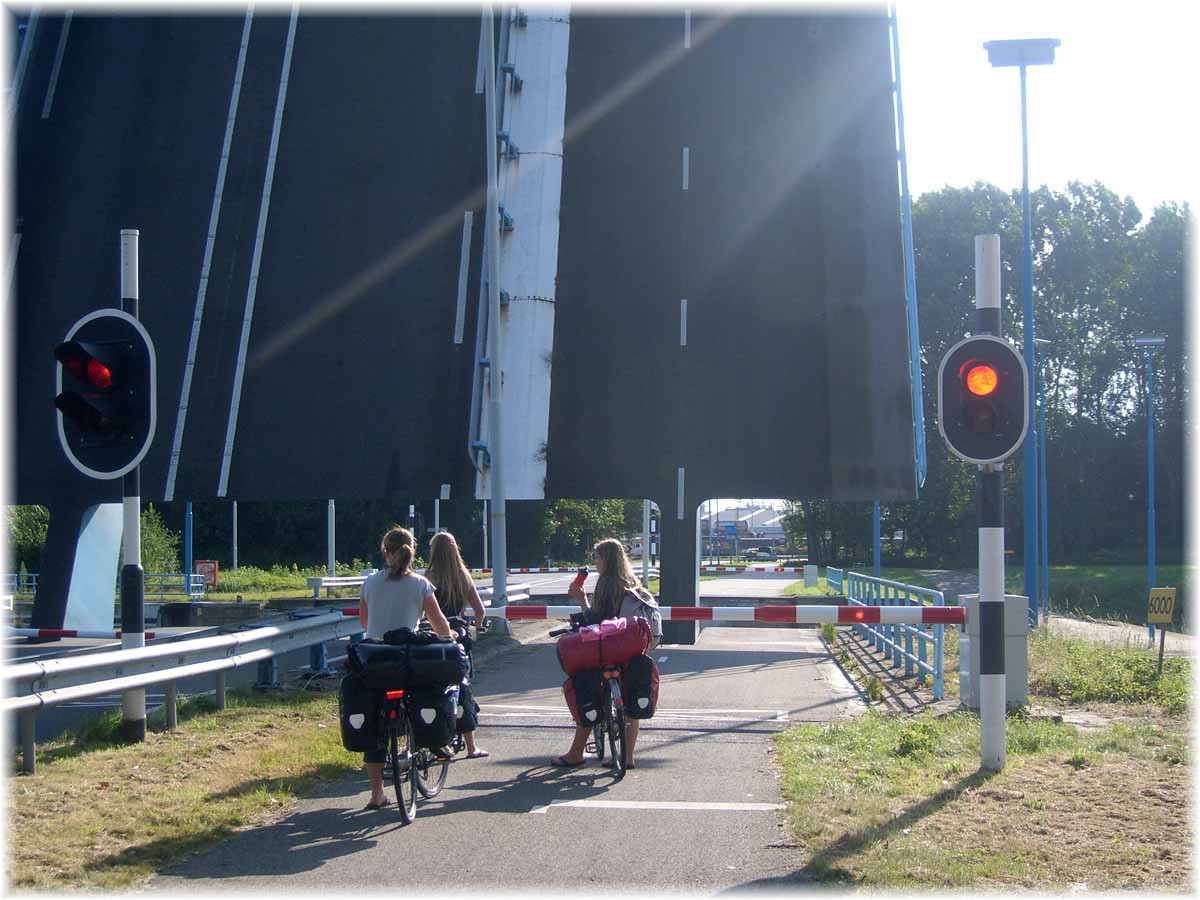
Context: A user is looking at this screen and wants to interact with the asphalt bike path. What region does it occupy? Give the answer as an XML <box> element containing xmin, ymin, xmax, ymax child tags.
<box><xmin>148</xmin><ymin>623</ymin><xmax>864</xmax><ymax>893</ymax></box>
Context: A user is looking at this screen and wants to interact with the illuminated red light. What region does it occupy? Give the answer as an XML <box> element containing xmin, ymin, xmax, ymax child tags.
<box><xmin>385</xmin><ymin>689</ymin><xmax>405</xmax><ymax>700</ymax></box>
<box><xmin>965</xmin><ymin>364</ymin><xmax>998</xmax><ymax>396</ymax></box>
<box><xmin>87</xmin><ymin>359</ymin><xmax>113</xmax><ymax>389</ymax></box>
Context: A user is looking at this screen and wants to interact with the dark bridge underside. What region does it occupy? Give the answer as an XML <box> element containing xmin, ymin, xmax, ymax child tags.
<box><xmin>15</xmin><ymin>9</ymin><xmax>913</xmax><ymax>515</ymax></box>
<box><xmin>545</xmin><ymin>11</ymin><xmax>915</xmax><ymax>511</ymax></box>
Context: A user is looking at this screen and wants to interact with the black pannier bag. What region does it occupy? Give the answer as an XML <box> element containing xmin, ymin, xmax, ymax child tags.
<box><xmin>406</xmin><ymin>683</ymin><xmax>459</xmax><ymax>750</ymax></box>
<box><xmin>348</xmin><ymin>641</ymin><xmax>412</xmax><ymax>692</ymax></box>
<box><xmin>406</xmin><ymin>640</ymin><xmax>470</xmax><ymax>689</ymax></box>
<box><xmin>456</xmin><ymin>680</ymin><xmax>481</xmax><ymax>734</ymax></box>
<box><xmin>622</xmin><ymin>653</ymin><xmax>660</xmax><ymax>719</ymax></box>
<box><xmin>562</xmin><ymin>669</ymin><xmax>602</xmax><ymax>728</ymax></box>
<box><xmin>338</xmin><ymin>673</ymin><xmax>382</xmax><ymax>752</ymax></box>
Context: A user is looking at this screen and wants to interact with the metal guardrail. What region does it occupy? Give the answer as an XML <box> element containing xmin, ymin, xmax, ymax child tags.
<box><xmin>839</xmin><ymin>571</ymin><xmax>950</xmax><ymax>700</ymax></box>
<box><xmin>7</xmin><ymin>583</ymin><xmax>534</xmax><ymax>774</ymax></box>
<box><xmin>4</xmin><ymin>610</ymin><xmax>364</xmax><ymax>774</ymax></box>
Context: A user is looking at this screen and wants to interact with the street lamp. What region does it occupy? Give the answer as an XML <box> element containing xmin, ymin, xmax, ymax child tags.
<box><xmin>1134</xmin><ymin>334</ymin><xmax>1167</xmax><ymax>642</ymax></box>
<box><xmin>984</xmin><ymin>36</ymin><xmax>1060</xmax><ymax>628</ymax></box>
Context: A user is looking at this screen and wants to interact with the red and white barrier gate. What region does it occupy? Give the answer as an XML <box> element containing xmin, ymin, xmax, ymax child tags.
<box><xmin>340</xmin><ymin>605</ymin><xmax>966</xmax><ymax>626</ymax></box>
<box><xmin>6</xmin><ymin>628</ymin><xmax>159</xmax><ymax>640</ymax></box>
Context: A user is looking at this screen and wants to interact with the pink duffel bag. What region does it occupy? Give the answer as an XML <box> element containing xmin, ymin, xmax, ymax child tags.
<box><xmin>556</xmin><ymin>616</ymin><xmax>653</xmax><ymax>676</ymax></box>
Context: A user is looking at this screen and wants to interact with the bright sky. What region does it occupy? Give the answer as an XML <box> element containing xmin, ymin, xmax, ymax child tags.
<box><xmin>894</xmin><ymin>0</ymin><xmax>1197</xmax><ymax>215</ymax></box>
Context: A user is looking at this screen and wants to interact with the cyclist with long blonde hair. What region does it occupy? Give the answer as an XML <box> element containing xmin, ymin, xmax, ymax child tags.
<box><xmin>551</xmin><ymin>538</ymin><xmax>660</xmax><ymax>769</ymax></box>
<box><xmin>425</xmin><ymin>531</ymin><xmax>490</xmax><ymax>759</ymax></box>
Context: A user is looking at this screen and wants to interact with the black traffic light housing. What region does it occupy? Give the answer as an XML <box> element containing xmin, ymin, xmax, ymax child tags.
<box><xmin>937</xmin><ymin>334</ymin><xmax>1028</xmax><ymax>465</ymax></box>
<box><xmin>55</xmin><ymin>309</ymin><xmax>156</xmax><ymax>479</ymax></box>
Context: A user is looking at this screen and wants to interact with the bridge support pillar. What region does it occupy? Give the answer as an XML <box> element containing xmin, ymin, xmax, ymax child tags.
<box><xmin>658</xmin><ymin>499</ymin><xmax>699</xmax><ymax>645</ymax></box>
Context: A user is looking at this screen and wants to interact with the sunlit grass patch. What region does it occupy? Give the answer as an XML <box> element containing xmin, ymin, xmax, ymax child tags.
<box><xmin>9</xmin><ymin>687</ymin><xmax>362</xmax><ymax>891</ymax></box>
<box><xmin>774</xmin><ymin>709</ymin><xmax>1190</xmax><ymax>889</ymax></box>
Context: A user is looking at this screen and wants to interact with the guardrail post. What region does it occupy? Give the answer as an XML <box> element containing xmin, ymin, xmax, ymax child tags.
<box><xmin>309</xmin><ymin>641</ymin><xmax>329</xmax><ymax>675</ymax></box>
<box><xmin>19</xmin><ymin>709</ymin><xmax>36</xmax><ymax>775</ymax></box>
<box><xmin>256</xmin><ymin>658</ymin><xmax>278</xmax><ymax>689</ymax></box>
<box><xmin>215</xmin><ymin>672</ymin><xmax>226</xmax><ymax>710</ymax></box>
<box><xmin>165</xmin><ymin>683</ymin><xmax>177</xmax><ymax>730</ymax></box>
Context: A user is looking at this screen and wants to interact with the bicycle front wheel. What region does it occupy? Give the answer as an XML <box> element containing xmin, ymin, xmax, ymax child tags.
<box><xmin>391</xmin><ymin>722</ymin><xmax>418</xmax><ymax>824</ymax></box>
<box><xmin>416</xmin><ymin>748</ymin><xmax>450</xmax><ymax>798</ymax></box>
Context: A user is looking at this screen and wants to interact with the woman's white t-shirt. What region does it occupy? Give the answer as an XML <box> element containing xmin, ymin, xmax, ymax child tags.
<box><xmin>361</xmin><ymin>571</ymin><xmax>436</xmax><ymax>640</ymax></box>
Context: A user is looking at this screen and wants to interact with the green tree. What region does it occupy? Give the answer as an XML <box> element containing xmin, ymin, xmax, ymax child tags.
<box><xmin>4</xmin><ymin>505</ymin><xmax>49</xmax><ymax>572</ymax></box>
<box><xmin>538</xmin><ymin>499</ymin><xmax>627</xmax><ymax>562</ymax></box>
<box><xmin>137</xmin><ymin>504</ymin><xmax>181</xmax><ymax>574</ymax></box>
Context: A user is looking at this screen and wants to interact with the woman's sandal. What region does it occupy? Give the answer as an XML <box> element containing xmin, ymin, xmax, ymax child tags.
<box><xmin>466</xmin><ymin>749</ymin><xmax>490</xmax><ymax>759</ymax></box>
<box><xmin>549</xmin><ymin>755</ymin><xmax>587</xmax><ymax>768</ymax></box>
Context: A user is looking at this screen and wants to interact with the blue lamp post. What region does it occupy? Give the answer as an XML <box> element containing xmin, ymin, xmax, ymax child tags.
<box><xmin>1135</xmin><ymin>334</ymin><xmax>1166</xmax><ymax>642</ymax></box>
<box><xmin>984</xmin><ymin>37</ymin><xmax>1060</xmax><ymax>628</ymax></box>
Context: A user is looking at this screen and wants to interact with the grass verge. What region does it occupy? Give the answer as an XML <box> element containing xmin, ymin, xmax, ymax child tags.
<box><xmin>775</xmin><ymin>708</ymin><xmax>1189</xmax><ymax>889</ymax></box>
<box><xmin>8</xmin><ymin>689</ymin><xmax>360</xmax><ymax>891</ymax></box>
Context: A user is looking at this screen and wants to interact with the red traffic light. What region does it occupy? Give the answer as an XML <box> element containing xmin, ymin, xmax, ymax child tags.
<box><xmin>55</xmin><ymin>342</ymin><xmax>119</xmax><ymax>390</ymax></box>
<box><xmin>53</xmin><ymin>311</ymin><xmax>157</xmax><ymax>480</ymax></box>
<box><xmin>963</xmin><ymin>363</ymin><xmax>998</xmax><ymax>397</ymax></box>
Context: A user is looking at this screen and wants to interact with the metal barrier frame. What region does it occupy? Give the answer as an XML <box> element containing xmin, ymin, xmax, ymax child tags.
<box><xmin>840</xmin><ymin>570</ymin><xmax>949</xmax><ymax>700</ymax></box>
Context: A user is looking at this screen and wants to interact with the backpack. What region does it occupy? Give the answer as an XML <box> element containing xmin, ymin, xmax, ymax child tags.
<box><xmin>620</xmin><ymin>587</ymin><xmax>663</xmax><ymax>643</ymax></box>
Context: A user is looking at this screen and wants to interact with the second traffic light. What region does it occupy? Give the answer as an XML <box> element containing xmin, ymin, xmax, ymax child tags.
<box><xmin>937</xmin><ymin>334</ymin><xmax>1028</xmax><ymax>465</ymax></box>
<box><xmin>55</xmin><ymin>309</ymin><xmax>156</xmax><ymax>479</ymax></box>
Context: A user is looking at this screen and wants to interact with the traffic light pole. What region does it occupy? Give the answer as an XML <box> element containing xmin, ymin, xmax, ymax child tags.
<box><xmin>976</xmin><ymin>235</ymin><xmax>1006</xmax><ymax>770</ymax></box>
<box><xmin>119</xmin><ymin>229</ymin><xmax>146</xmax><ymax>743</ymax></box>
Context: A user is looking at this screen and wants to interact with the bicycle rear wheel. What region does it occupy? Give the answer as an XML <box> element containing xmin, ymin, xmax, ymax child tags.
<box><xmin>606</xmin><ymin>681</ymin><xmax>627</xmax><ymax>781</ymax></box>
<box><xmin>390</xmin><ymin>722</ymin><xmax>418</xmax><ymax>823</ymax></box>
<box><xmin>416</xmin><ymin>748</ymin><xmax>450</xmax><ymax>798</ymax></box>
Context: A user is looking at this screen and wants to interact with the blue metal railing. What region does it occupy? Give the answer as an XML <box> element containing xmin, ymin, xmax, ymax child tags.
<box><xmin>835</xmin><ymin>570</ymin><xmax>949</xmax><ymax>700</ymax></box>
<box><xmin>2</xmin><ymin>573</ymin><xmax>39</xmax><ymax>596</ymax></box>
<box><xmin>2</xmin><ymin>572</ymin><xmax>205</xmax><ymax>601</ymax></box>
<box><xmin>826</xmin><ymin>567</ymin><xmax>844</xmax><ymax>594</ymax></box>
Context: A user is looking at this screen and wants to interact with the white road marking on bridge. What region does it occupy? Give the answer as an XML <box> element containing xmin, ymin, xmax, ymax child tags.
<box><xmin>40</xmin><ymin>11</ymin><xmax>72</xmax><ymax>119</ymax></box>
<box><xmin>219</xmin><ymin>5</ymin><xmax>299</xmax><ymax>497</ymax></box>
<box><xmin>165</xmin><ymin>9</ymin><xmax>255</xmax><ymax>500</ymax></box>
<box><xmin>531</xmin><ymin>799</ymin><xmax>784</xmax><ymax>814</ymax></box>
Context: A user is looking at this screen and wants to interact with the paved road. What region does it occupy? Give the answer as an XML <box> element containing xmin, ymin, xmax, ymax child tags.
<box><xmin>147</xmin><ymin>623</ymin><xmax>862</xmax><ymax>893</ymax></box>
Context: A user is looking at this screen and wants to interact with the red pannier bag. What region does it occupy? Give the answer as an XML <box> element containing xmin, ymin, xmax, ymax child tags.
<box><xmin>556</xmin><ymin>616</ymin><xmax>652</xmax><ymax>676</ymax></box>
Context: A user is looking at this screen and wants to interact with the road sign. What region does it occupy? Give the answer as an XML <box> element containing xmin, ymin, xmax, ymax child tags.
<box><xmin>1148</xmin><ymin>587</ymin><xmax>1176</xmax><ymax>625</ymax></box>
<box><xmin>54</xmin><ymin>309</ymin><xmax>156</xmax><ymax>479</ymax></box>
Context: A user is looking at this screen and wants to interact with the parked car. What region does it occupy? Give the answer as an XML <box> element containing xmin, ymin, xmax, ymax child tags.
<box><xmin>743</xmin><ymin>548</ymin><xmax>777</xmax><ymax>560</ymax></box>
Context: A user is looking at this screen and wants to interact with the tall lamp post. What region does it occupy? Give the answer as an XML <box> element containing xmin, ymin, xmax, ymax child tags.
<box><xmin>1135</xmin><ymin>334</ymin><xmax>1166</xmax><ymax>642</ymax></box>
<box><xmin>984</xmin><ymin>37</ymin><xmax>1060</xmax><ymax>628</ymax></box>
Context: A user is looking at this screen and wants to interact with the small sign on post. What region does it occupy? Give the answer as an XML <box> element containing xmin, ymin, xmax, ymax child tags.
<box><xmin>1148</xmin><ymin>587</ymin><xmax>1177</xmax><ymax>677</ymax></box>
<box><xmin>195</xmin><ymin>560</ymin><xmax>219</xmax><ymax>590</ymax></box>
